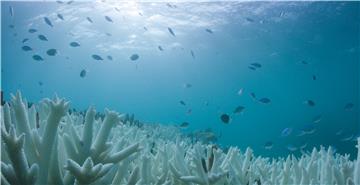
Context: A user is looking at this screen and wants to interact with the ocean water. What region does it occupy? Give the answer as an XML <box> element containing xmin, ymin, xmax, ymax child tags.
<box><xmin>1</xmin><ymin>1</ymin><xmax>359</xmax><ymax>159</ymax></box>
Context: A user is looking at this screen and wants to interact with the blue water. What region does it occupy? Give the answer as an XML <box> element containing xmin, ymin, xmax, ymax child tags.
<box><xmin>1</xmin><ymin>1</ymin><xmax>359</xmax><ymax>158</ymax></box>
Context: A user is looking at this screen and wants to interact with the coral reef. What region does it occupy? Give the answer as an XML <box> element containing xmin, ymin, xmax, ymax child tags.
<box><xmin>1</xmin><ymin>91</ymin><xmax>359</xmax><ymax>185</ymax></box>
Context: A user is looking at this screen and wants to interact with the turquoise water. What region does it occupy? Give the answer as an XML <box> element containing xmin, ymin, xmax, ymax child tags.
<box><xmin>1</xmin><ymin>1</ymin><xmax>359</xmax><ymax>158</ymax></box>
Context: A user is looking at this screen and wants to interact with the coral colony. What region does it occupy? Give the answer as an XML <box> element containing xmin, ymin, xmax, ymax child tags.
<box><xmin>1</xmin><ymin>91</ymin><xmax>359</xmax><ymax>185</ymax></box>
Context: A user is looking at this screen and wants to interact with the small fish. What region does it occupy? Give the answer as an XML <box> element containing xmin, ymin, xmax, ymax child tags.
<box><xmin>22</xmin><ymin>38</ymin><xmax>29</xmax><ymax>43</ymax></box>
<box><xmin>107</xmin><ymin>55</ymin><xmax>113</xmax><ymax>60</ymax></box>
<box><xmin>179</xmin><ymin>100</ymin><xmax>186</xmax><ymax>106</ymax></box>
<box><xmin>312</xmin><ymin>114</ymin><xmax>322</xmax><ymax>123</ymax></box>
<box><xmin>143</xmin><ymin>27</ymin><xmax>148</xmax><ymax>31</ymax></box>
<box><xmin>190</xmin><ymin>50</ymin><xmax>195</xmax><ymax>59</ymax></box>
<box><xmin>301</xmin><ymin>60</ymin><xmax>308</xmax><ymax>65</ymax></box>
<box><xmin>130</xmin><ymin>54</ymin><xmax>139</xmax><ymax>61</ymax></box>
<box><xmin>114</xmin><ymin>7</ymin><xmax>120</xmax><ymax>12</ymax></box>
<box><xmin>183</xmin><ymin>83</ymin><xmax>192</xmax><ymax>88</ymax></box>
<box><xmin>205</xmin><ymin>28</ymin><xmax>213</xmax><ymax>34</ymax></box>
<box><xmin>248</xmin><ymin>66</ymin><xmax>256</xmax><ymax>70</ymax></box>
<box><xmin>264</xmin><ymin>141</ymin><xmax>273</xmax><ymax>150</ymax></box>
<box><xmin>304</xmin><ymin>100</ymin><xmax>315</xmax><ymax>107</ymax></box>
<box><xmin>138</xmin><ymin>12</ymin><xmax>143</xmax><ymax>16</ymax></box>
<box><xmin>92</xmin><ymin>54</ymin><xmax>103</xmax><ymax>60</ymax></box>
<box><xmin>187</xmin><ymin>109</ymin><xmax>192</xmax><ymax>115</ymax></box>
<box><xmin>233</xmin><ymin>106</ymin><xmax>245</xmax><ymax>114</ymax></box>
<box><xmin>179</xmin><ymin>122</ymin><xmax>189</xmax><ymax>128</ymax></box>
<box><xmin>38</xmin><ymin>34</ymin><xmax>48</xmax><ymax>41</ymax></box>
<box><xmin>245</xmin><ymin>17</ymin><xmax>254</xmax><ymax>22</ymax></box>
<box><xmin>56</xmin><ymin>0</ymin><xmax>64</xmax><ymax>4</ymax></box>
<box><xmin>237</xmin><ymin>88</ymin><xmax>243</xmax><ymax>96</ymax></box>
<box><xmin>57</xmin><ymin>13</ymin><xmax>64</xmax><ymax>20</ymax></box>
<box><xmin>105</xmin><ymin>32</ymin><xmax>112</xmax><ymax>36</ymax></box>
<box><xmin>341</xmin><ymin>134</ymin><xmax>354</xmax><ymax>142</ymax></box>
<box><xmin>168</xmin><ymin>27</ymin><xmax>176</xmax><ymax>37</ymax></box>
<box><xmin>9</xmin><ymin>24</ymin><xmax>15</xmax><ymax>29</ymax></box>
<box><xmin>105</xmin><ymin>16</ymin><xmax>113</xmax><ymax>23</ymax></box>
<box><xmin>250</xmin><ymin>62</ymin><xmax>262</xmax><ymax>68</ymax></box>
<box><xmin>220</xmin><ymin>114</ymin><xmax>230</xmax><ymax>124</ymax></box>
<box><xmin>28</xmin><ymin>28</ymin><xmax>37</xmax><ymax>33</ymax></box>
<box><xmin>32</xmin><ymin>55</ymin><xmax>44</xmax><ymax>61</ymax></box>
<box><xmin>46</xmin><ymin>49</ymin><xmax>57</xmax><ymax>56</ymax></box>
<box><xmin>80</xmin><ymin>69</ymin><xmax>86</xmax><ymax>78</ymax></box>
<box><xmin>287</xmin><ymin>144</ymin><xmax>298</xmax><ymax>152</ymax></box>
<box><xmin>9</xmin><ymin>6</ymin><xmax>14</xmax><ymax>17</ymax></box>
<box><xmin>281</xmin><ymin>127</ymin><xmax>292</xmax><ymax>137</ymax></box>
<box><xmin>38</xmin><ymin>81</ymin><xmax>43</xmax><ymax>86</ymax></box>
<box><xmin>67</xmin><ymin>0</ymin><xmax>74</xmax><ymax>4</ymax></box>
<box><xmin>158</xmin><ymin>46</ymin><xmax>164</xmax><ymax>51</ymax></box>
<box><xmin>344</xmin><ymin>103</ymin><xmax>354</xmax><ymax>111</ymax></box>
<box><xmin>69</xmin><ymin>42</ymin><xmax>80</xmax><ymax>47</ymax></box>
<box><xmin>312</xmin><ymin>75</ymin><xmax>317</xmax><ymax>80</ymax></box>
<box><xmin>21</xmin><ymin>46</ymin><xmax>32</xmax><ymax>51</ymax></box>
<box><xmin>86</xmin><ymin>17</ymin><xmax>93</xmax><ymax>23</ymax></box>
<box><xmin>258</xmin><ymin>98</ymin><xmax>271</xmax><ymax>104</ymax></box>
<box><xmin>44</xmin><ymin>17</ymin><xmax>53</xmax><ymax>27</ymax></box>
<box><xmin>279</xmin><ymin>11</ymin><xmax>286</xmax><ymax>17</ymax></box>
<box><xmin>250</xmin><ymin>92</ymin><xmax>256</xmax><ymax>100</ymax></box>
<box><xmin>300</xmin><ymin>124</ymin><xmax>316</xmax><ymax>135</ymax></box>
<box><xmin>300</xmin><ymin>143</ymin><xmax>307</xmax><ymax>150</ymax></box>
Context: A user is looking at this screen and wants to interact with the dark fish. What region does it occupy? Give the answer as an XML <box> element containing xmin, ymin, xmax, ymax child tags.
<box><xmin>57</xmin><ymin>13</ymin><xmax>64</xmax><ymax>20</ymax></box>
<box><xmin>38</xmin><ymin>81</ymin><xmax>43</xmax><ymax>86</ymax></box>
<box><xmin>205</xmin><ymin>28</ymin><xmax>213</xmax><ymax>34</ymax></box>
<box><xmin>312</xmin><ymin>75</ymin><xmax>317</xmax><ymax>80</ymax></box>
<box><xmin>344</xmin><ymin>103</ymin><xmax>354</xmax><ymax>111</ymax></box>
<box><xmin>86</xmin><ymin>17</ymin><xmax>93</xmax><ymax>23</ymax></box>
<box><xmin>179</xmin><ymin>100</ymin><xmax>186</xmax><ymax>106</ymax></box>
<box><xmin>179</xmin><ymin>122</ymin><xmax>189</xmax><ymax>128</ymax></box>
<box><xmin>9</xmin><ymin>6</ymin><xmax>14</xmax><ymax>17</ymax></box>
<box><xmin>107</xmin><ymin>55</ymin><xmax>113</xmax><ymax>60</ymax></box>
<box><xmin>183</xmin><ymin>83</ymin><xmax>192</xmax><ymax>88</ymax></box>
<box><xmin>80</xmin><ymin>69</ymin><xmax>86</xmax><ymax>78</ymax></box>
<box><xmin>158</xmin><ymin>46</ymin><xmax>163</xmax><ymax>51</ymax></box>
<box><xmin>233</xmin><ymin>106</ymin><xmax>245</xmax><ymax>114</ymax></box>
<box><xmin>44</xmin><ymin>17</ymin><xmax>53</xmax><ymax>27</ymax></box>
<box><xmin>21</xmin><ymin>46</ymin><xmax>32</xmax><ymax>51</ymax></box>
<box><xmin>250</xmin><ymin>92</ymin><xmax>256</xmax><ymax>100</ymax></box>
<box><xmin>67</xmin><ymin>0</ymin><xmax>74</xmax><ymax>4</ymax></box>
<box><xmin>105</xmin><ymin>16</ymin><xmax>113</xmax><ymax>22</ymax></box>
<box><xmin>9</xmin><ymin>24</ymin><xmax>15</xmax><ymax>29</ymax></box>
<box><xmin>105</xmin><ymin>32</ymin><xmax>112</xmax><ymax>36</ymax></box>
<box><xmin>264</xmin><ymin>141</ymin><xmax>273</xmax><ymax>150</ymax></box>
<box><xmin>22</xmin><ymin>38</ymin><xmax>29</xmax><ymax>43</ymax></box>
<box><xmin>69</xmin><ymin>42</ymin><xmax>80</xmax><ymax>47</ymax></box>
<box><xmin>301</xmin><ymin>124</ymin><xmax>316</xmax><ymax>135</ymax></box>
<box><xmin>258</xmin><ymin>98</ymin><xmax>271</xmax><ymax>104</ymax></box>
<box><xmin>114</xmin><ymin>7</ymin><xmax>120</xmax><ymax>12</ymax></box>
<box><xmin>220</xmin><ymin>114</ymin><xmax>230</xmax><ymax>124</ymax></box>
<box><xmin>250</xmin><ymin>62</ymin><xmax>262</xmax><ymax>68</ymax></box>
<box><xmin>248</xmin><ymin>66</ymin><xmax>256</xmax><ymax>70</ymax></box>
<box><xmin>281</xmin><ymin>127</ymin><xmax>292</xmax><ymax>137</ymax></box>
<box><xmin>32</xmin><ymin>55</ymin><xmax>44</xmax><ymax>61</ymax></box>
<box><xmin>301</xmin><ymin>60</ymin><xmax>308</xmax><ymax>65</ymax></box>
<box><xmin>38</xmin><ymin>34</ymin><xmax>48</xmax><ymax>41</ymax></box>
<box><xmin>56</xmin><ymin>0</ymin><xmax>64</xmax><ymax>4</ymax></box>
<box><xmin>245</xmin><ymin>17</ymin><xmax>254</xmax><ymax>22</ymax></box>
<box><xmin>130</xmin><ymin>54</ymin><xmax>139</xmax><ymax>61</ymax></box>
<box><xmin>28</xmin><ymin>28</ymin><xmax>37</xmax><ymax>33</ymax></box>
<box><xmin>305</xmin><ymin>100</ymin><xmax>315</xmax><ymax>107</ymax></box>
<box><xmin>138</xmin><ymin>12</ymin><xmax>143</xmax><ymax>16</ymax></box>
<box><xmin>46</xmin><ymin>49</ymin><xmax>58</xmax><ymax>56</ymax></box>
<box><xmin>92</xmin><ymin>54</ymin><xmax>103</xmax><ymax>60</ymax></box>
<box><xmin>143</xmin><ymin>27</ymin><xmax>148</xmax><ymax>31</ymax></box>
<box><xmin>190</xmin><ymin>50</ymin><xmax>195</xmax><ymax>59</ymax></box>
<box><xmin>168</xmin><ymin>27</ymin><xmax>175</xmax><ymax>37</ymax></box>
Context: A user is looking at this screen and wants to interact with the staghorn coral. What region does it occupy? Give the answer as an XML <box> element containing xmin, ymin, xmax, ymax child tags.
<box><xmin>1</xmin><ymin>91</ymin><xmax>360</xmax><ymax>185</ymax></box>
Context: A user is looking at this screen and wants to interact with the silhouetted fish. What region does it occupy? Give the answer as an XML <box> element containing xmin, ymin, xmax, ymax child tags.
<box><xmin>250</xmin><ymin>62</ymin><xmax>262</xmax><ymax>68</ymax></box>
<box><xmin>21</xmin><ymin>46</ymin><xmax>32</xmax><ymax>51</ymax></box>
<box><xmin>114</xmin><ymin>7</ymin><xmax>120</xmax><ymax>12</ymax></box>
<box><xmin>130</xmin><ymin>54</ymin><xmax>139</xmax><ymax>61</ymax></box>
<box><xmin>258</xmin><ymin>98</ymin><xmax>271</xmax><ymax>104</ymax></box>
<box><xmin>57</xmin><ymin>13</ymin><xmax>64</xmax><ymax>20</ymax></box>
<box><xmin>179</xmin><ymin>100</ymin><xmax>186</xmax><ymax>106</ymax></box>
<box><xmin>264</xmin><ymin>141</ymin><xmax>273</xmax><ymax>150</ymax></box>
<box><xmin>107</xmin><ymin>55</ymin><xmax>113</xmax><ymax>60</ymax></box>
<box><xmin>56</xmin><ymin>1</ymin><xmax>64</xmax><ymax>4</ymax></box>
<box><xmin>344</xmin><ymin>103</ymin><xmax>354</xmax><ymax>111</ymax></box>
<box><xmin>9</xmin><ymin>24</ymin><xmax>14</xmax><ymax>29</ymax></box>
<box><xmin>70</xmin><ymin>42</ymin><xmax>80</xmax><ymax>47</ymax></box>
<box><xmin>312</xmin><ymin>75</ymin><xmax>317</xmax><ymax>80</ymax></box>
<box><xmin>28</xmin><ymin>28</ymin><xmax>37</xmax><ymax>33</ymax></box>
<box><xmin>105</xmin><ymin>16</ymin><xmax>113</xmax><ymax>22</ymax></box>
<box><xmin>281</xmin><ymin>127</ymin><xmax>292</xmax><ymax>137</ymax></box>
<box><xmin>305</xmin><ymin>100</ymin><xmax>315</xmax><ymax>107</ymax></box>
<box><xmin>158</xmin><ymin>46</ymin><xmax>163</xmax><ymax>51</ymax></box>
<box><xmin>38</xmin><ymin>34</ymin><xmax>48</xmax><ymax>41</ymax></box>
<box><xmin>205</xmin><ymin>28</ymin><xmax>213</xmax><ymax>34</ymax></box>
<box><xmin>46</xmin><ymin>49</ymin><xmax>57</xmax><ymax>56</ymax></box>
<box><xmin>22</xmin><ymin>38</ymin><xmax>29</xmax><ymax>43</ymax></box>
<box><xmin>179</xmin><ymin>122</ymin><xmax>189</xmax><ymax>128</ymax></box>
<box><xmin>44</xmin><ymin>17</ymin><xmax>53</xmax><ymax>27</ymax></box>
<box><xmin>92</xmin><ymin>54</ymin><xmax>103</xmax><ymax>60</ymax></box>
<box><xmin>220</xmin><ymin>114</ymin><xmax>230</xmax><ymax>124</ymax></box>
<box><xmin>80</xmin><ymin>69</ymin><xmax>86</xmax><ymax>78</ymax></box>
<box><xmin>248</xmin><ymin>66</ymin><xmax>256</xmax><ymax>70</ymax></box>
<box><xmin>233</xmin><ymin>106</ymin><xmax>245</xmax><ymax>114</ymax></box>
<box><xmin>245</xmin><ymin>17</ymin><xmax>254</xmax><ymax>22</ymax></box>
<box><xmin>32</xmin><ymin>55</ymin><xmax>44</xmax><ymax>61</ymax></box>
<box><xmin>67</xmin><ymin>0</ymin><xmax>74</xmax><ymax>4</ymax></box>
<box><xmin>250</xmin><ymin>92</ymin><xmax>256</xmax><ymax>100</ymax></box>
<box><xmin>190</xmin><ymin>50</ymin><xmax>195</xmax><ymax>59</ymax></box>
<box><xmin>9</xmin><ymin>6</ymin><xmax>14</xmax><ymax>17</ymax></box>
<box><xmin>38</xmin><ymin>81</ymin><xmax>43</xmax><ymax>86</ymax></box>
<box><xmin>86</xmin><ymin>17</ymin><xmax>93</xmax><ymax>23</ymax></box>
<box><xmin>168</xmin><ymin>27</ymin><xmax>176</xmax><ymax>37</ymax></box>
<box><xmin>183</xmin><ymin>83</ymin><xmax>192</xmax><ymax>88</ymax></box>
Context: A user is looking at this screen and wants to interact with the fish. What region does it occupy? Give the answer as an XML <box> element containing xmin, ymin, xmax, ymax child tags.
<box><xmin>168</xmin><ymin>27</ymin><xmax>176</xmax><ymax>37</ymax></box>
<box><xmin>9</xmin><ymin>6</ymin><xmax>14</xmax><ymax>17</ymax></box>
<box><xmin>187</xmin><ymin>109</ymin><xmax>192</xmax><ymax>115</ymax></box>
<box><xmin>312</xmin><ymin>75</ymin><xmax>317</xmax><ymax>80</ymax></box>
<box><xmin>281</xmin><ymin>127</ymin><xmax>292</xmax><ymax>137</ymax></box>
<box><xmin>279</xmin><ymin>11</ymin><xmax>286</xmax><ymax>17</ymax></box>
<box><xmin>28</xmin><ymin>28</ymin><xmax>37</xmax><ymax>33</ymax></box>
<box><xmin>312</xmin><ymin>114</ymin><xmax>322</xmax><ymax>123</ymax></box>
<box><xmin>9</xmin><ymin>24</ymin><xmax>15</xmax><ymax>29</ymax></box>
<box><xmin>57</xmin><ymin>13</ymin><xmax>64</xmax><ymax>20</ymax></box>
<box><xmin>80</xmin><ymin>69</ymin><xmax>86</xmax><ymax>78</ymax></box>
<box><xmin>220</xmin><ymin>114</ymin><xmax>230</xmax><ymax>124</ymax></box>
<box><xmin>179</xmin><ymin>100</ymin><xmax>186</xmax><ymax>106</ymax></box>
<box><xmin>180</xmin><ymin>122</ymin><xmax>189</xmax><ymax>128</ymax></box>
<box><xmin>287</xmin><ymin>144</ymin><xmax>298</xmax><ymax>152</ymax></box>
<box><xmin>336</xmin><ymin>129</ymin><xmax>343</xmax><ymax>136</ymax></box>
<box><xmin>114</xmin><ymin>7</ymin><xmax>120</xmax><ymax>12</ymax></box>
<box><xmin>304</xmin><ymin>100</ymin><xmax>315</xmax><ymax>107</ymax></box>
<box><xmin>138</xmin><ymin>12</ymin><xmax>143</xmax><ymax>16</ymax></box>
<box><xmin>344</xmin><ymin>103</ymin><xmax>354</xmax><ymax>111</ymax></box>
<box><xmin>21</xmin><ymin>46</ymin><xmax>32</xmax><ymax>51</ymax></box>
<box><xmin>67</xmin><ymin>0</ymin><xmax>74</xmax><ymax>4</ymax></box>
<box><xmin>38</xmin><ymin>81</ymin><xmax>43</xmax><ymax>86</ymax></box>
<box><xmin>143</xmin><ymin>27</ymin><xmax>148</xmax><ymax>31</ymax></box>
<box><xmin>69</xmin><ymin>42</ymin><xmax>80</xmax><ymax>47</ymax></box>
<box><xmin>250</xmin><ymin>92</ymin><xmax>257</xmax><ymax>100</ymax></box>
<box><xmin>258</xmin><ymin>98</ymin><xmax>271</xmax><ymax>104</ymax></box>
<box><xmin>22</xmin><ymin>38</ymin><xmax>29</xmax><ymax>43</ymax></box>
<box><xmin>46</xmin><ymin>49</ymin><xmax>57</xmax><ymax>56</ymax></box>
<box><xmin>56</xmin><ymin>1</ymin><xmax>64</xmax><ymax>4</ymax></box>
<box><xmin>237</xmin><ymin>88</ymin><xmax>243</xmax><ymax>96</ymax></box>
<box><xmin>32</xmin><ymin>55</ymin><xmax>44</xmax><ymax>61</ymax></box>
<box><xmin>130</xmin><ymin>54</ymin><xmax>139</xmax><ymax>61</ymax></box>
<box><xmin>233</xmin><ymin>106</ymin><xmax>245</xmax><ymax>114</ymax></box>
<box><xmin>44</xmin><ymin>17</ymin><xmax>53</xmax><ymax>27</ymax></box>
<box><xmin>250</xmin><ymin>63</ymin><xmax>262</xmax><ymax>68</ymax></box>
<box><xmin>341</xmin><ymin>134</ymin><xmax>354</xmax><ymax>142</ymax></box>
<box><xmin>38</xmin><ymin>34</ymin><xmax>48</xmax><ymax>41</ymax></box>
<box><xmin>92</xmin><ymin>54</ymin><xmax>103</xmax><ymax>60</ymax></box>
<box><xmin>158</xmin><ymin>46</ymin><xmax>164</xmax><ymax>51</ymax></box>
<box><xmin>105</xmin><ymin>33</ymin><xmax>112</xmax><ymax>36</ymax></box>
<box><xmin>299</xmin><ymin>124</ymin><xmax>316</xmax><ymax>135</ymax></box>
<box><xmin>105</xmin><ymin>16</ymin><xmax>113</xmax><ymax>22</ymax></box>
<box><xmin>301</xmin><ymin>60</ymin><xmax>308</xmax><ymax>65</ymax></box>
<box><xmin>106</xmin><ymin>55</ymin><xmax>113</xmax><ymax>60</ymax></box>
<box><xmin>205</xmin><ymin>28</ymin><xmax>213</xmax><ymax>34</ymax></box>
<box><xmin>183</xmin><ymin>83</ymin><xmax>192</xmax><ymax>88</ymax></box>
<box><xmin>245</xmin><ymin>17</ymin><xmax>255</xmax><ymax>22</ymax></box>
<box><xmin>190</xmin><ymin>50</ymin><xmax>195</xmax><ymax>59</ymax></box>
<box><xmin>248</xmin><ymin>66</ymin><xmax>256</xmax><ymax>70</ymax></box>
<box><xmin>264</xmin><ymin>141</ymin><xmax>273</xmax><ymax>150</ymax></box>
<box><xmin>86</xmin><ymin>17</ymin><xmax>93</xmax><ymax>23</ymax></box>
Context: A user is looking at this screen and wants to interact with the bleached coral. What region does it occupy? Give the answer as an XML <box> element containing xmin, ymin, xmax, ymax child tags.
<box><xmin>1</xmin><ymin>91</ymin><xmax>359</xmax><ymax>185</ymax></box>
